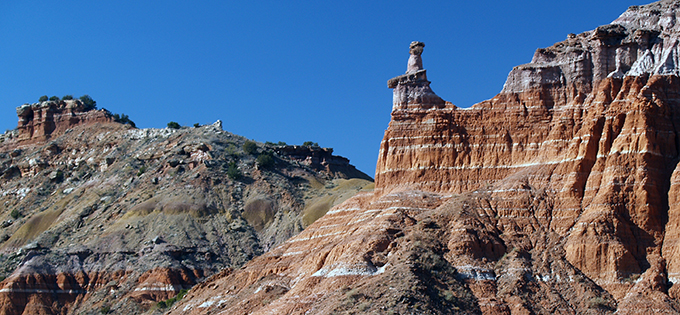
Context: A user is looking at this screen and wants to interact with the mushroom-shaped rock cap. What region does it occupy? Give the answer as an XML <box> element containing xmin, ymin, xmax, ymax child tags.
<box><xmin>409</xmin><ymin>41</ymin><xmax>425</xmax><ymax>55</ymax></box>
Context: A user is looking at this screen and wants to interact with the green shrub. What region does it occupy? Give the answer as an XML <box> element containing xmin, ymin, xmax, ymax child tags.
<box><xmin>227</xmin><ymin>162</ymin><xmax>241</xmax><ymax>180</ymax></box>
<box><xmin>100</xmin><ymin>305</ymin><xmax>110</xmax><ymax>314</ymax></box>
<box><xmin>177</xmin><ymin>289</ymin><xmax>188</xmax><ymax>299</ymax></box>
<box><xmin>265</xmin><ymin>141</ymin><xmax>287</xmax><ymax>146</ymax></box>
<box><xmin>62</xmin><ymin>95</ymin><xmax>73</xmax><ymax>100</ymax></box>
<box><xmin>137</xmin><ymin>166</ymin><xmax>147</xmax><ymax>176</ymax></box>
<box><xmin>242</xmin><ymin>140</ymin><xmax>257</xmax><ymax>155</ymax></box>
<box><xmin>303</xmin><ymin>141</ymin><xmax>319</xmax><ymax>147</ymax></box>
<box><xmin>79</xmin><ymin>95</ymin><xmax>97</xmax><ymax>110</ymax></box>
<box><xmin>193</xmin><ymin>123</ymin><xmax>200</xmax><ymax>128</ymax></box>
<box><xmin>225</xmin><ymin>144</ymin><xmax>240</xmax><ymax>157</ymax></box>
<box><xmin>156</xmin><ymin>289</ymin><xmax>189</xmax><ymax>309</ymax></box>
<box><xmin>10</xmin><ymin>209</ymin><xmax>20</xmax><ymax>219</ymax></box>
<box><xmin>113</xmin><ymin>113</ymin><xmax>136</xmax><ymax>128</ymax></box>
<box><xmin>167</xmin><ymin>121</ymin><xmax>181</xmax><ymax>129</ymax></box>
<box><xmin>256</xmin><ymin>152</ymin><xmax>274</xmax><ymax>168</ymax></box>
<box><xmin>38</xmin><ymin>95</ymin><xmax>48</xmax><ymax>102</ymax></box>
<box><xmin>49</xmin><ymin>96</ymin><xmax>59</xmax><ymax>101</ymax></box>
<box><xmin>442</xmin><ymin>290</ymin><xmax>455</xmax><ymax>302</ymax></box>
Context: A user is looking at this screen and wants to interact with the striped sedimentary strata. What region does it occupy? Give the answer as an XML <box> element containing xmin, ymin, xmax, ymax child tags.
<box><xmin>169</xmin><ymin>190</ymin><xmax>461</xmax><ymax>315</ymax></box>
<box><xmin>374</xmin><ymin>0</ymin><xmax>680</xmax><ymax>307</ymax></box>
<box><xmin>0</xmin><ymin>267</ymin><xmax>201</xmax><ymax>315</ymax></box>
<box><xmin>172</xmin><ymin>1</ymin><xmax>680</xmax><ymax>314</ymax></box>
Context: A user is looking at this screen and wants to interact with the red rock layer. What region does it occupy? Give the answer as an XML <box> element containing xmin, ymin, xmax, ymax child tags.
<box><xmin>169</xmin><ymin>1</ymin><xmax>680</xmax><ymax>314</ymax></box>
<box><xmin>15</xmin><ymin>100</ymin><xmax>113</xmax><ymax>143</ymax></box>
<box><xmin>0</xmin><ymin>267</ymin><xmax>201</xmax><ymax>315</ymax></box>
<box><xmin>376</xmin><ymin>72</ymin><xmax>680</xmax><ymax>290</ymax></box>
<box><xmin>167</xmin><ymin>74</ymin><xmax>680</xmax><ymax>315</ymax></box>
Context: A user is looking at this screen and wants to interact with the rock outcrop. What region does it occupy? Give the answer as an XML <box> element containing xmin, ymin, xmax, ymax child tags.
<box><xmin>387</xmin><ymin>41</ymin><xmax>446</xmax><ymax>111</ymax></box>
<box><xmin>274</xmin><ymin>145</ymin><xmax>372</xmax><ymax>180</ymax></box>
<box><xmin>15</xmin><ymin>100</ymin><xmax>112</xmax><ymax>143</ymax></box>
<box><xmin>169</xmin><ymin>1</ymin><xmax>680</xmax><ymax>314</ymax></box>
<box><xmin>0</xmin><ymin>116</ymin><xmax>371</xmax><ymax>314</ymax></box>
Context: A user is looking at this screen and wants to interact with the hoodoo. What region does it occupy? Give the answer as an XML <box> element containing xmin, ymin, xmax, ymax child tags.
<box><xmin>386</xmin><ymin>41</ymin><xmax>446</xmax><ymax>111</ymax></box>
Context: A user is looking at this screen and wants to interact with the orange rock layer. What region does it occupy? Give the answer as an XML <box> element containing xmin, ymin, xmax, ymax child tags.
<box><xmin>169</xmin><ymin>2</ymin><xmax>680</xmax><ymax>314</ymax></box>
<box><xmin>0</xmin><ymin>267</ymin><xmax>201</xmax><ymax>315</ymax></box>
<box><xmin>168</xmin><ymin>74</ymin><xmax>680</xmax><ymax>314</ymax></box>
<box><xmin>15</xmin><ymin>100</ymin><xmax>113</xmax><ymax>144</ymax></box>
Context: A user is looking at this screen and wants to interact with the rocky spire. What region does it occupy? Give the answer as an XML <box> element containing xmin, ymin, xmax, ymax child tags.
<box><xmin>387</xmin><ymin>41</ymin><xmax>445</xmax><ymax>110</ymax></box>
<box><xmin>406</xmin><ymin>41</ymin><xmax>425</xmax><ymax>73</ymax></box>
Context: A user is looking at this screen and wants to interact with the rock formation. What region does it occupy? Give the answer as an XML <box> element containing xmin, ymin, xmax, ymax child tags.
<box><xmin>168</xmin><ymin>1</ymin><xmax>680</xmax><ymax>314</ymax></box>
<box><xmin>407</xmin><ymin>41</ymin><xmax>425</xmax><ymax>73</ymax></box>
<box><xmin>273</xmin><ymin>145</ymin><xmax>371</xmax><ymax>180</ymax></box>
<box><xmin>387</xmin><ymin>41</ymin><xmax>445</xmax><ymax>111</ymax></box>
<box><xmin>14</xmin><ymin>100</ymin><xmax>113</xmax><ymax>143</ymax></box>
<box><xmin>0</xmin><ymin>114</ymin><xmax>371</xmax><ymax>314</ymax></box>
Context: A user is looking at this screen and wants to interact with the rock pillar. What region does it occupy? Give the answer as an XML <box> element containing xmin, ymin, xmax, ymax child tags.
<box><xmin>387</xmin><ymin>41</ymin><xmax>444</xmax><ymax>110</ymax></box>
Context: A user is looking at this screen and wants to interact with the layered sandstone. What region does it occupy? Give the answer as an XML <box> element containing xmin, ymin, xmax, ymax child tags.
<box><xmin>169</xmin><ymin>1</ymin><xmax>680</xmax><ymax>314</ymax></box>
<box><xmin>15</xmin><ymin>100</ymin><xmax>112</xmax><ymax>143</ymax></box>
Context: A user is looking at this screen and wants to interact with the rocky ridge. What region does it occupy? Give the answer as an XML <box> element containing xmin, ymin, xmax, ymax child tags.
<box><xmin>168</xmin><ymin>1</ymin><xmax>680</xmax><ymax>314</ymax></box>
<box><xmin>0</xmin><ymin>106</ymin><xmax>371</xmax><ymax>314</ymax></box>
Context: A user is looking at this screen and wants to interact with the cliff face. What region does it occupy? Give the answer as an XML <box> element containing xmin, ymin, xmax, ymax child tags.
<box><xmin>168</xmin><ymin>1</ymin><xmax>680</xmax><ymax>314</ymax></box>
<box><xmin>14</xmin><ymin>100</ymin><xmax>112</xmax><ymax>143</ymax></box>
<box><xmin>375</xmin><ymin>0</ymin><xmax>680</xmax><ymax>300</ymax></box>
<box><xmin>0</xmin><ymin>113</ymin><xmax>371</xmax><ymax>314</ymax></box>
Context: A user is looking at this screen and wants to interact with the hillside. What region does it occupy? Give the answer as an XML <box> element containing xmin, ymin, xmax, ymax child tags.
<box><xmin>0</xmin><ymin>100</ymin><xmax>372</xmax><ymax>314</ymax></box>
<box><xmin>168</xmin><ymin>1</ymin><xmax>680</xmax><ymax>314</ymax></box>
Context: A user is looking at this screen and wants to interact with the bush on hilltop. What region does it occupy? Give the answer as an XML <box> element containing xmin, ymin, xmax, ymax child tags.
<box><xmin>113</xmin><ymin>113</ymin><xmax>136</xmax><ymax>128</ymax></box>
<box><xmin>79</xmin><ymin>95</ymin><xmax>97</xmax><ymax>110</ymax></box>
<box><xmin>167</xmin><ymin>121</ymin><xmax>181</xmax><ymax>129</ymax></box>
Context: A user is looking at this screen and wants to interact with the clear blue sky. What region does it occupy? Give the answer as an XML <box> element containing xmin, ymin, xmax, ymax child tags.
<box><xmin>0</xmin><ymin>1</ymin><xmax>637</xmax><ymax>177</ymax></box>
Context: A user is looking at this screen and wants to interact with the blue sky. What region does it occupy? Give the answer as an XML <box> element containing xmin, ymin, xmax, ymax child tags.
<box><xmin>0</xmin><ymin>1</ymin><xmax>637</xmax><ymax>177</ymax></box>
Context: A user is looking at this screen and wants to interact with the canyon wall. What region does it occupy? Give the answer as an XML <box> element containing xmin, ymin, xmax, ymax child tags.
<box><xmin>168</xmin><ymin>1</ymin><xmax>680</xmax><ymax>314</ymax></box>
